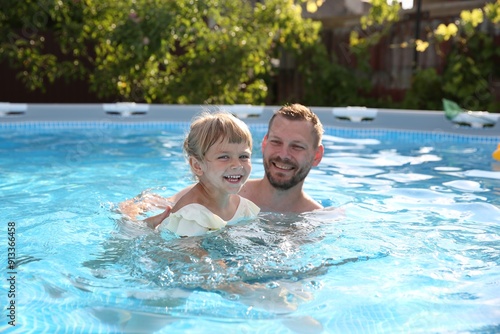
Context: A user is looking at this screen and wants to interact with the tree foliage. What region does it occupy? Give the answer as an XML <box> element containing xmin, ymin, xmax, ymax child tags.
<box><xmin>349</xmin><ymin>0</ymin><xmax>400</xmax><ymax>60</ymax></box>
<box><xmin>348</xmin><ymin>0</ymin><xmax>500</xmax><ymax>111</ymax></box>
<box><xmin>3</xmin><ymin>0</ymin><xmax>498</xmax><ymax>110</ymax></box>
<box><xmin>400</xmin><ymin>1</ymin><xmax>500</xmax><ymax>111</ymax></box>
<box><xmin>436</xmin><ymin>3</ymin><xmax>500</xmax><ymax>111</ymax></box>
<box><xmin>0</xmin><ymin>0</ymin><xmax>323</xmax><ymax>104</ymax></box>
<box><xmin>0</xmin><ymin>0</ymin><xmax>87</xmax><ymax>91</ymax></box>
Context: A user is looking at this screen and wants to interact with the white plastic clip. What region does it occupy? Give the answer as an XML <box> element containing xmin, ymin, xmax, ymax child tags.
<box><xmin>102</xmin><ymin>103</ymin><xmax>149</xmax><ymax>117</ymax></box>
<box><xmin>332</xmin><ymin>106</ymin><xmax>378</xmax><ymax>122</ymax></box>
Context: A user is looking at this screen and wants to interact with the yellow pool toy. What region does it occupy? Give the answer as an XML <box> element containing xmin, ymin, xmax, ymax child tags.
<box><xmin>493</xmin><ymin>144</ymin><xmax>500</xmax><ymax>161</ymax></box>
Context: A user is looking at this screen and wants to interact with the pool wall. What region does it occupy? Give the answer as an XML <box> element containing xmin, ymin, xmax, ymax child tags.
<box><xmin>0</xmin><ymin>103</ymin><xmax>499</xmax><ymax>136</ymax></box>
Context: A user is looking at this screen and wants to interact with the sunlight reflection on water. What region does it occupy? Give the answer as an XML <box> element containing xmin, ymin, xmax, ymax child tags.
<box><xmin>1</xmin><ymin>126</ymin><xmax>499</xmax><ymax>333</ymax></box>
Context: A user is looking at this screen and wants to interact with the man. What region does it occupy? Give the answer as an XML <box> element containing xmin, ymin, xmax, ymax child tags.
<box><xmin>120</xmin><ymin>103</ymin><xmax>324</xmax><ymax>227</ymax></box>
<box><xmin>239</xmin><ymin>103</ymin><xmax>324</xmax><ymax>213</ymax></box>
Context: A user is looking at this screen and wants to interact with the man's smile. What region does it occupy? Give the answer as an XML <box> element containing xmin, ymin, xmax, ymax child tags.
<box><xmin>274</xmin><ymin>162</ymin><xmax>294</xmax><ymax>170</ymax></box>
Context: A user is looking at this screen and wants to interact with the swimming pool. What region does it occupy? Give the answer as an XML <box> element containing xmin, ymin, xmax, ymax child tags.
<box><xmin>1</xmin><ymin>106</ymin><xmax>499</xmax><ymax>333</ymax></box>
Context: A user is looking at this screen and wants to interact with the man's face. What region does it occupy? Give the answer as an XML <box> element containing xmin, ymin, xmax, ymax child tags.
<box><xmin>262</xmin><ymin>116</ymin><xmax>323</xmax><ymax>190</ymax></box>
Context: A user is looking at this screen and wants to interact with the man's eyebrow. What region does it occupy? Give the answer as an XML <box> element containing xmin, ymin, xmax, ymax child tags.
<box><xmin>269</xmin><ymin>135</ymin><xmax>309</xmax><ymax>146</ymax></box>
<box><xmin>290</xmin><ymin>140</ymin><xmax>308</xmax><ymax>147</ymax></box>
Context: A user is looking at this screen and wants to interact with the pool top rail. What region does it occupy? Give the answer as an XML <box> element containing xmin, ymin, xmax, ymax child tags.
<box><xmin>0</xmin><ymin>103</ymin><xmax>499</xmax><ymax>136</ymax></box>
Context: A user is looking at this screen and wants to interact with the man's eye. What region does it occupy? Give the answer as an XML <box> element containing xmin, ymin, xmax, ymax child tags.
<box><xmin>292</xmin><ymin>145</ymin><xmax>305</xmax><ymax>150</ymax></box>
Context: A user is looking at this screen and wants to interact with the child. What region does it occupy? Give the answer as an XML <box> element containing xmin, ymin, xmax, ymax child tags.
<box><xmin>159</xmin><ymin>111</ymin><xmax>260</xmax><ymax>236</ymax></box>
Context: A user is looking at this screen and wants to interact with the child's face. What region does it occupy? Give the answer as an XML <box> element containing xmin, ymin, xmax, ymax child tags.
<box><xmin>197</xmin><ymin>139</ymin><xmax>252</xmax><ymax>194</ymax></box>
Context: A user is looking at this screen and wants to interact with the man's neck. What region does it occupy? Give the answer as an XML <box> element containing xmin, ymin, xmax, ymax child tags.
<box><xmin>241</xmin><ymin>178</ymin><xmax>307</xmax><ymax>213</ymax></box>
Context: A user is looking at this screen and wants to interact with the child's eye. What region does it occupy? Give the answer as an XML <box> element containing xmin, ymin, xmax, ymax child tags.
<box><xmin>218</xmin><ymin>155</ymin><xmax>229</xmax><ymax>160</ymax></box>
<box><xmin>240</xmin><ymin>154</ymin><xmax>250</xmax><ymax>160</ymax></box>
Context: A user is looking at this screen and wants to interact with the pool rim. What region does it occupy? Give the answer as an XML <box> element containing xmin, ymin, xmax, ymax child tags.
<box><xmin>0</xmin><ymin>103</ymin><xmax>499</xmax><ymax>138</ymax></box>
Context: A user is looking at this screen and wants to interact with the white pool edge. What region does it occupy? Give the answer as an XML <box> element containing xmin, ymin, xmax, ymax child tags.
<box><xmin>0</xmin><ymin>103</ymin><xmax>499</xmax><ymax>137</ymax></box>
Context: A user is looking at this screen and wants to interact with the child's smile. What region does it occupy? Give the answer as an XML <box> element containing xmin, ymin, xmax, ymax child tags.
<box><xmin>198</xmin><ymin>140</ymin><xmax>252</xmax><ymax>194</ymax></box>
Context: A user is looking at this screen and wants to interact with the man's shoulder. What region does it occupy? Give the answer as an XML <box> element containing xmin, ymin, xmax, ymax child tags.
<box><xmin>239</xmin><ymin>179</ymin><xmax>262</xmax><ymax>199</ymax></box>
<box><xmin>241</xmin><ymin>179</ymin><xmax>262</xmax><ymax>190</ymax></box>
<box><xmin>244</xmin><ymin>179</ymin><xmax>261</xmax><ymax>187</ymax></box>
<box><xmin>300</xmin><ymin>192</ymin><xmax>323</xmax><ymax>212</ymax></box>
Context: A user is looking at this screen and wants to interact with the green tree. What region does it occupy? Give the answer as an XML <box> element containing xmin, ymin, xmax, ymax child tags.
<box><xmin>346</xmin><ymin>0</ymin><xmax>500</xmax><ymax>111</ymax></box>
<box><xmin>0</xmin><ymin>0</ymin><xmax>323</xmax><ymax>104</ymax></box>
<box><xmin>0</xmin><ymin>0</ymin><xmax>87</xmax><ymax>91</ymax></box>
<box><xmin>349</xmin><ymin>0</ymin><xmax>401</xmax><ymax>70</ymax></box>
<box><xmin>300</xmin><ymin>0</ymin><xmax>402</xmax><ymax>107</ymax></box>
<box><xmin>438</xmin><ymin>5</ymin><xmax>500</xmax><ymax>111</ymax></box>
<box><xmin>330</xmin><ymin>0</ymin><xmax>402</xmax><ymax>107</ymax></box>
<box><xmin>404</xmin><ymin>1</ymin><xmax>500</xmax><ymax>111</ymax></box>
<box><xmin>401</xmin><ymin>68</ymin><xmax>444</xmax><ymax>110</ymax></box>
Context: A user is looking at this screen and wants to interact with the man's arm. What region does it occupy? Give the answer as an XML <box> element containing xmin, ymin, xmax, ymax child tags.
<box><xmin>165</xmin><ymin>184</ymin><xmax>194</xmax><ymax>204</ymax></box>
<box><xmin>143</xmin><ymin>207</ymin><xmax>172</xmax><ymax>229</ymax></box>
<box><xmin>118</xmin><ymin>185</ymin><xmax>195</xmax><ymax>226</ymax></box>
<box><xmin>118</xmin><ymin>191</ymin><xmax>171</xmax><ymax>220</ymax></box>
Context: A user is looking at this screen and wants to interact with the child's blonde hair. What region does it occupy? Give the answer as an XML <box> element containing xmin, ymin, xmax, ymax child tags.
<box><xmin>184</xmin><ymin>111</ymin><xmax>253</xmax><ymax>162</ymax></box>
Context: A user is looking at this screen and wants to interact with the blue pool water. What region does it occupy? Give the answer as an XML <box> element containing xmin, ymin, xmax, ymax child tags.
<box><xmin>1</xmin><ymin>122</ymin><xmax>499</xmax><ymax>333</ymax></box>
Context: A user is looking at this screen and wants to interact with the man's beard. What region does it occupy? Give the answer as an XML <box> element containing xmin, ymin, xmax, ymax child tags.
<box><xmin>264</xmin><ymin>157</ymin><xmax>311</xmax><ymax>190</ymax></box>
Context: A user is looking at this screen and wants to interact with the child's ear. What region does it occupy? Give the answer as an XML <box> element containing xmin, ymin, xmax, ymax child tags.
<box><xmin>189</xmin><ymin>157</ymin><xmax>204</xmax><ymax>176</ymax></box>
